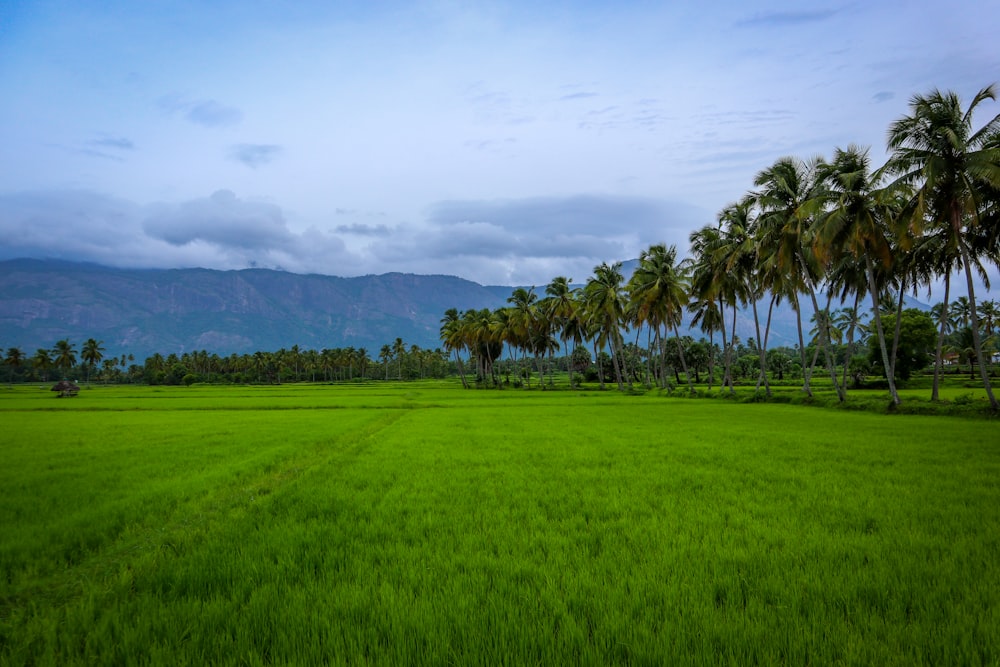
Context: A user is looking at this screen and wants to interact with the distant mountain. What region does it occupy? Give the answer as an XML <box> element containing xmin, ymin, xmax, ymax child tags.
<box><xmin>0</xmin><ymin>259</ymin><xmax>511</xmax><ymax>359</ymax></box>
<box><xmin>0</xmin><ymin>258</ymin><xmax>929</xmax><ymax>360</ymax></box>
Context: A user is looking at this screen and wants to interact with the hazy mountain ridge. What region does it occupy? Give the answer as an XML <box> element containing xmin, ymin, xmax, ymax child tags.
<box><xmin>0</xmin><ymin>258</ymin><xmax>928</xmax><ymax>360</ymax></box>
<box><xmin>0</xmin><ymin>259</ymin><xmax>512</xmax><ymax>358</ymax></box>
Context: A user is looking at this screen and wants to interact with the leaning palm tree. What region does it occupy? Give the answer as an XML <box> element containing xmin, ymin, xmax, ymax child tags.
<box><xmin>689</xmin><ymin>222</ymin><xmax>739</xmax><ymax>393</ymax></box>
<box><xmin>883</xmin><ymin>84</ymin><xmax>1000</xmax><ymax>410</ymax></box>
<box><xmin>753</xmin><ymin>156</ymin><xmax>844</xmax><ymax>400</ymax></box>
<box><xmin>717</xmin><ymin>198</ymin><xmax>773</xmax><ymax>396</ymax></box>
<box><xmin>813</xmin><ymin>145</ymin><xmax>904</xmax><ymax>404</ymax></box>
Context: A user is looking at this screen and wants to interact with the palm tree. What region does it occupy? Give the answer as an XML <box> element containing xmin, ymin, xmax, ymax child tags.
<box><xmin>689</xmin><ymin>222</ymin><xmax>738</xmax><ymax>393</ymax></box>
<box><xmin>32</xmin><ymin>348</ymin><xmax>53</xmax><ymax>381</ymax></box>
<box><xmin>81</xmin><ymin>338</ymin><xmax>105</xmax><ymax>386</ymax></box>
<box><xmin>884</xmin><ymin>84</ymin><xmax>1000</xmax><ymax>410</ymax></box>
<box><xmin>52</xmin><ymin>339</ymin><xmax>77</xmax><ymax>378</ymax></box>
<box><xmin>378</xmin><ymin>345</ymin><xmax>392</xmax><ymax>380</ymax></box>
<box><xmin>627</xmin><ymin>243</ymin><xmax>693</xmax><ymax>392</ymax></box>
<box><xmin>392</xmin><ymin>338</ymin><xmax>405</xmax><ymax>380</ymax></box>
<box><xmin>583</xmin><ymin>262</ymin><xmax>628</xmax><ymax>390</ymax></box>
<box><xmin>688</xmin><ymin>296</ymin><xmax>724</xmax><ymax>390</ymax></box>
<box><xmin>544</xmin><ymin>276</ymin><xmax>577</xmax><ymax>386</ymax></box>
<box><xmin>813</xmin><ymin>145</ymin><xmax>903</xmax><ymax>404</ymax></box>
<box><xmin>5</xmin><ymin>347</ymin><xmax>24</xmax><ymax>385</ymax></box>
<box><xmin>507</xmin><ymin>287</ymin><xmax>539</xmax><ymax>388</ymax></box>
<box><xmin>980</xmin><ymin>300</ymin><xmax>998</xmax><ymax>337</ymax></box>
<box><xmin>755</xmin><ymin>156</ymin><xmax>848</xmax><ymax>401</ymax></box>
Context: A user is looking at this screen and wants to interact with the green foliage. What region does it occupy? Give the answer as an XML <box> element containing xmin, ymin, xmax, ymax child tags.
<box><xmin>868</xmin><ymin>309</ymin><xmax>937</xmax><ymax>380</ymax></box>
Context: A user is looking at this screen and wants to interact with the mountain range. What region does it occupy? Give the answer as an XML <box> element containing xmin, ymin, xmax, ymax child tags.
<box><xmin>0</xmin><ymin>258</ymin><xmax>927</xmax><ymax>360</ymax></box>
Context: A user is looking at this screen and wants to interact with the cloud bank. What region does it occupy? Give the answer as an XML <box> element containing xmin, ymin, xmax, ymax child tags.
<box><xmin>0</xmin><ymin>190</ymin><xmax>707</xmax><ymax>286</ymax></box>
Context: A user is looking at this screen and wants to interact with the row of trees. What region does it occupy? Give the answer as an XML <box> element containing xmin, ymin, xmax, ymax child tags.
<box><xmin>440</xmin><ymin>85</ymin><xmax>1000</xmax><ymax>408</ymax></box>
<box><xmin>2</xmin><ymin>338</ymin><xmax>112</xmax><ymax>385</ymax></box>
<box><xmin>2</xmin><ymin>339</ymin><xmax>453</xmax><ymax>385</ymax></box>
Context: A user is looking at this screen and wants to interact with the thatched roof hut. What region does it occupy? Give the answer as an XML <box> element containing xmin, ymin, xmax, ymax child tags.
<box><xmin>51</xmin><ymin>380</ymin><xmax>80</xmax><ymax>397</ymax></box>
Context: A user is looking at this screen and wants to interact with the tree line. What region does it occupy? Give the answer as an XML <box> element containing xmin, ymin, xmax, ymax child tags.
<box><xmin>2</xmin><ymin>338</ymin><xmax>454</xmax><ymax>386</ymax></box>
<box><xmin>439</xmin><ymin>85</ymin><xmax>1000</xmax><ymax>408</ymax></box>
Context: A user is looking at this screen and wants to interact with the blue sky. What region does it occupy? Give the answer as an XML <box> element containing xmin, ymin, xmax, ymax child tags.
<box><xmin>1</xmin><ymin>0</ymin><xmax>998</xmax><ymax>294</ymax></box>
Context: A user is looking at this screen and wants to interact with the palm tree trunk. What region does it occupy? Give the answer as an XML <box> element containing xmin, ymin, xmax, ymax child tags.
<box><xmin>716</xmin><ymin>298</ymin><xmax>731</xmax><ymax>392</ymax></box>
<box><xmin>793</xmin><ymin>294</ymin><xmax>811</xmax><ymax>397</ymax></box>
<box><xmin>959</xmin><ymin>237</ymin><xmax>998</xmax><ymax>410</ymax></box>
<box><xmin>707</xmin><ymin>329</ymin><xmax>715</xmax><ymax>391</ymax></box>
<box><xmin>932</xmin><ymin>273</ymin><xmax>951</xmax><ymax>401</ymax></box>
<box><xmin>454</xmin><ymin>350</ymin><xmax>469</xmax><ymax>389</ymax></box>
<box><xmin>594</xmin><ymin>339</ymin><xmax>605</xmax><ymax>389</ymax></box>
<box><xmin>866</xmin><ymin>254</ymin><xmax>901</xmax><ymax>405</ymax></box>
<box><xmin>819</xmin><ymin>291</ymin><xmax>845</xmax><ymax>402</ymax></box>
<box><xmin>841</xmin><ymin>291</ymin><xmax>861</xmax><ymax>392</ymax></box>
<box><xmin>752</xmin><ymin>294</ymin><xmax>773</xmax><ymax>396</ymax></box>
<box><xmin>610</xmin><ymin>333</ymin><xmax>626</xmax><ymax>391</ymax></box>
<box><xmin>889</xmin><ymin>281</ymin><xmax>906</xmax><ymax>380</ymax></box>
<box><xmin>672</xmin><ymin>324</ymin><xmax>694</xmax><ymax>393</ymax></box>
<box><xmin>799</xmin><ymin>255</ymin><xmax>845</xmax><ymax>402</ymax></box>
<box><xmin>726</xmin><ymin>301</ymin><xmax>737</xmax><ymax>393</ymax></box>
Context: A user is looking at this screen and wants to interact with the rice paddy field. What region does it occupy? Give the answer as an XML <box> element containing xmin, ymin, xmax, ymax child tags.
<box><xmin>1</xmin><ymin>381</ymin><xmax>998</xmax><ymax>665</ymax></box>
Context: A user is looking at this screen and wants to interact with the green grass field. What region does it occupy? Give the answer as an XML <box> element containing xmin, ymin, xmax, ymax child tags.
<box><xmin>2</xmin><ymin>382</ymin><xmax>998</xmax><ymax>665</ymax></box>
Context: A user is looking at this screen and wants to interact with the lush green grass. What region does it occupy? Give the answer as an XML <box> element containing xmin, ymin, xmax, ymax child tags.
<box><xmin>1</xmin><ymin>383</ymin><xmax>998</xmax><ymax>665</ymax></box>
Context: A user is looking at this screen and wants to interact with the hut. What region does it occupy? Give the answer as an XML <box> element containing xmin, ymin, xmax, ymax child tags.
<box><xmin>51</xmin><ymin>380</ymin><xmax>81</xmax><ymax>397</ymax></box>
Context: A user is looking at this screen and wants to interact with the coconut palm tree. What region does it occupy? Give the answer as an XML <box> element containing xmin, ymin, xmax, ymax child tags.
<box><xmin>628</xmin><ymin>243</ymin><xmax>693</xmax><ymax>392</ymax></box>
<box><xmin>813</xmin><ymin>145</ymin><xmax>903</xmax><ymax>404</ymax></box>
<box><xmin>440</xmin><ymin>308</ymin><xmax>469</xmax><ymax>388</ymax></box>
<box><xmin>755</xmin><ymin>156</ymin><xmax>848</xmax><ymax>401</ymax></box>
<box><xmin>884</xmin><ymin>84</ymin><xmax>1000</xmax><ymax>410</ymax></box>
<box><xmin>544</xmin><ymin>276</ymin><xmax>577</xmax><ymax>385</ymax></box>
<box><xmin>507</xmin><ymin>287</ymin><xmax>540</xmax><ymax>388</ymax></box>
<box><xmin>52</xmin><ymin>339</ymin><xmax>77</xmax><ymax>378</ymax></box>
<box><xmin>717</xmin><ymin>198</ymin><xmax>775</xmax><ymax>396</ymax></box>
<box><xmin>32</xmin><ymin>348</ymin><xmax>53</xmax><ymax>381</ymax></box>
<box><xmin>81</xmin><ymin>338</ymin><xmax>105</xmax><ymax>386</ymax></box>
<box><xmin>583</xmin><ymin>262</ymin><xmax>627</xmax><ymax>390</ymax></box>
<box><xmin>687</xmin><ymin>295</ymin><xmax>724</xmax><ymax>390</ymax></box>
<box><xmin>689</xmin><ymin>222</ymin><xmax>738</xmax><ymax>393</ymax></box>
<box><xmin>4</xmin><ymin>347</ymin><xmax>24</xmax><ymax>385</ymax></box>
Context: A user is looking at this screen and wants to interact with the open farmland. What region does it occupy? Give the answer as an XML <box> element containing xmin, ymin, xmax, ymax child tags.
<box><xmin>1</xmin><ymin>382</ymin><xmax>998</xmax><ymax>665</ymax></box>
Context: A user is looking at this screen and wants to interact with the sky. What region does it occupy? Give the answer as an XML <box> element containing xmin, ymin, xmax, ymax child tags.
<box><xmin>1</xmin><ymin>0</ymin><xmax>999</xmax><ymax>296</ymax></box>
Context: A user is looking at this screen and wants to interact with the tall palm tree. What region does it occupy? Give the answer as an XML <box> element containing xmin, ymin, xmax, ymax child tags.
<box><xmin>884</xmin><ymin>84</ymin><xmax>1000</xmax><ymax>410</ymax></box>
<box><xmin>755</xmin><ymin>156</ymin><xmax>846</xmax><ymax>401</ymax></box>
<box><xmin>583</xmin><ymin>262</ymin><xmax>627</xmax><ymax>390</ymax></box>
<box><xmin>689</xmin><ymin>222</ymin><xmax>738</xmax><ymax>393</ymax></box>
<box><xmin>717</xmin><ymin>198</ymin><xmax>773</xmax><ymax>396</ymax></box>
<box><xmin>392</xmin><ymin>338</ymin><xmax>405</xmax><ymax>380</ymax></box>
<box><xmin>687</xmin><ymin>295</ymin><xmax>724</xmax><ymax>390</ymax></box>
<box><xmin>813</xmin><ymin>145</ymin><xmax>903</xmax><ymax>404</ymax></box>
<box><xmin>5</xmin><ymin>347</ymin><xmax>24</xmax><ymax>386</ymax></box>
<box><xmin>440</xmin><ymin>308</ymin><xmax>469</xmax><ymax>388</ymax></box>
<box><xmin>506</xmin><ymin>287</ymin><xmax>539</xmax><ymax>388</ymax></box>
<box><xmin>81</xmin><ymin>338</ymin><xmax>105</xmax><ymax>386</ymax></box>
<box><xmin>32</xmin><ymin>348</ymin><xmax>53</xmax><ymax>381</ymax></box>
<box><xmin>544</xmin><ymin>276</ymin><xmax>577</xmax><ymax>386</ymax></box>
<box><xmin>52</xmin><ymin>339</ymin><xmax>77</xmax><ymax>378</ymax></box>
<box><xmin>627</xmin><ymin>243</ymin><xmax>693</xmax><ymax>392</ymax></box>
